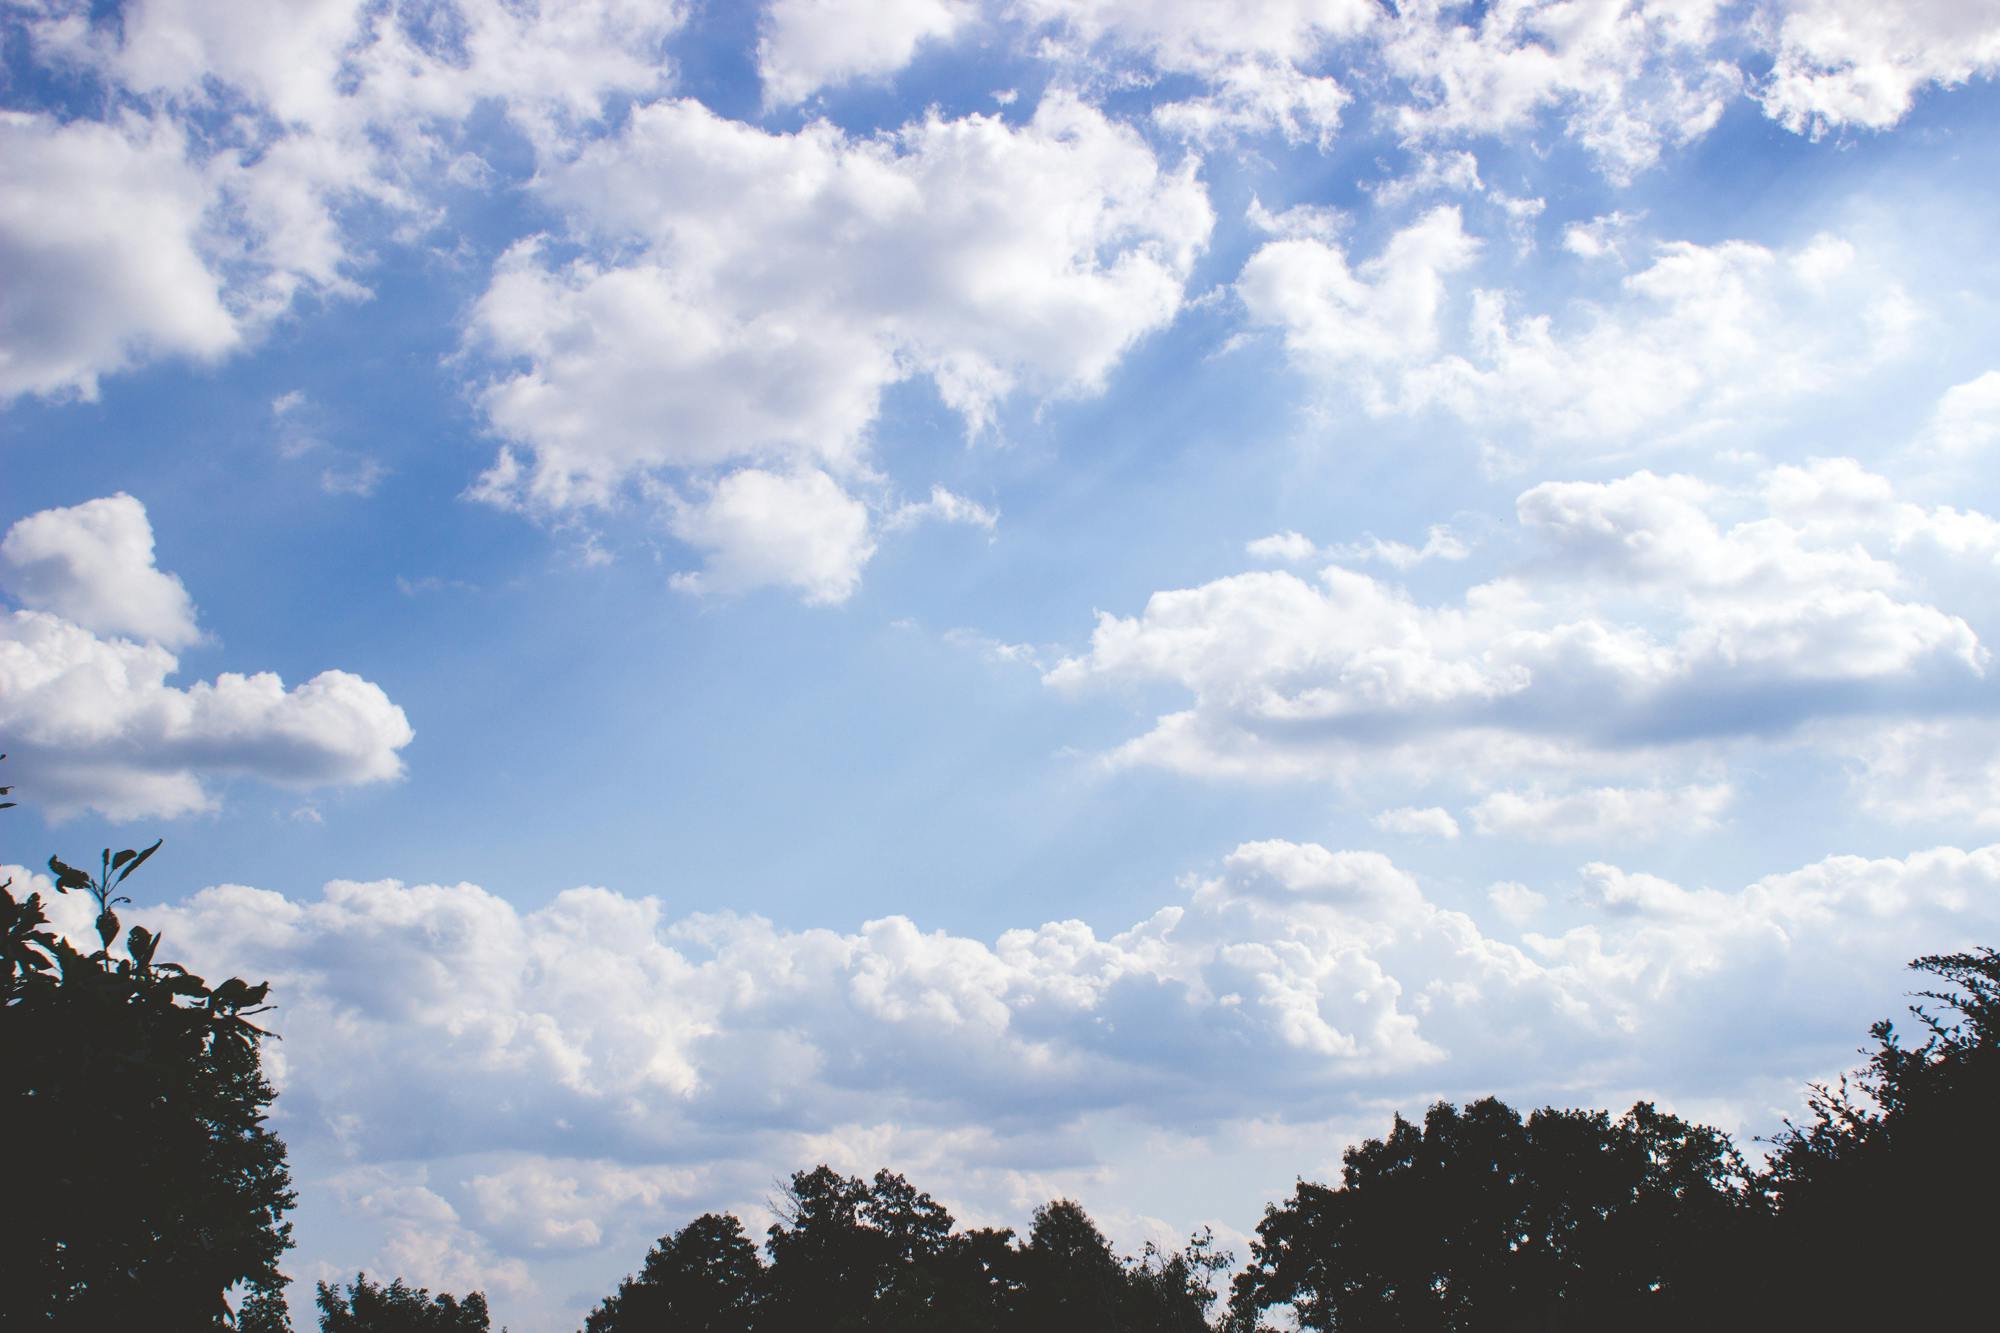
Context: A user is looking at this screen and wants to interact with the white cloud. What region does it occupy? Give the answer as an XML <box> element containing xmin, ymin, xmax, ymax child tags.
<box><xmin>1045</xmin><ymin>463</ymin><xmax>1992</xmax><ymax>792</ymax></box>
<box><xmin>1470</xmin><ymin>783</ymin><xmax>1732</xmax><ymax>842</ymax></box>
<box><xmin>472</xmin><ymin>92</ymin><xmax>1209</xmax><ymax>508</ymax></box>
<box><xmin>668</xmin><ymin>468</ymin><xmax>877</xmax><ymax>604</ymax></box>
<box><xmin>18</xmin><ymin>830</ymin><xmax>1998</xmax><ymax>1323</ymax></box>
<box><xmin>1015</xmin><ymin>1</ymin><xmax>1378</xmax><ymax>148</ymax></box>
<box><xmin>1561</xmin><ymin>208</ymin><xmax>1645</xmax><ymax>261</ymax></box>
<box><xmin>0</xmin><ymin>111</ymin><xmax>238</xmax><ymax>401</ymax></box>
<box><xmin>1242</xmin><ymin>218</ymin><xmax>1918</xmax><ymax>448</ymax></box>
<box><xmin>328</xmin><ymin>1167</ymin><xmax>533</xmax><ymax>1300</ymax></box>
<box><xmin>1251</xmin><ymin>526</ymin><xmax>1469</xmax><ymax>569</ymax></box>
<box><xmin>1923</xmin><ymin>371</ymin><xmax>2000</xmax><ymax>456</ymax></box>
<box><xmin>1017</xmin><ymin>0</ymin><xmax>1377</xmax><ymax>68</ymax></box>
<box><xmin>883</xmin><ymin>486</ymin><xmax>1001</xmax><ymax>533</ymax></box>
<box><xmin>45</xmin><ymin>836</ymin><xmax>2000</xmax><ymax>1138</ymax></box>
<box><xmin>1239</xmin><ymin>203</ymin><xmax>1482</xmax><ymax>380</ymax></box>
<box><xmin>760</xmin><ymin>0</ymin><xmax>979</xmax><ymax>106</ymax></box>
<box><xmin>1834</xmin><ymin>719</ymin><xmax>2000</xmax><ymax>828</ymax></box>
<box><xmin>467</xmin><ymin>91</ymin><xmax>1207</xmax><ymax>597</ymax></box>
<box><xmin>1487</xmin><ymin>880</ymin><xmax>1547</xmax><ymax>923</ymax></box>
<box><xmin>1150</xmin><ymin>55</ymin><xmax>1354</xmax><ymax>149</ymax></box>
<box><xmin>0</xmin><ymin>496</ymin><xmax>412</xmax><ymax>819</ymax></box>
<box><xmin>1328</xmin><ymin>524</ymin><xmax>1470</xmax><ymax>569</ymax></box>
<box><xmin>1372</xmin><ymin>805</ymin><xmax>1461</xmax><ymax>839</ymax></box>
<box><xmin>1366</xmin><ymin>148</ymin><xmax>1486</xmax><ymax>205</ymax></box>
<box><xmin>1760</xmin><ymin>0</ymin><xmax>2000</xmax><ymax>136</ymax></box>
<box><xmin>1246</xmin><ymin>531</ymin><xmax>1319</xmax><ymax>563</ymax></box>
<box><xmin>4</xmin><ymin>0</ymin><xmax>688</xmax><ymax>399</ymax></box>
<box><xmin>1381</xmin><ymin>0</ymin><xmax>1742</xmax><ymax>182</ymax></box>
<box><xmin>1</xmin><ymin>494</ymin><xmax>200</xmax><ymax>648</ymax></box>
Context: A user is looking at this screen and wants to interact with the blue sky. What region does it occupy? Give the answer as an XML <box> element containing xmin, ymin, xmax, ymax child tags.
<box><xmin>7</xmin><ymin>1</ymin><xmax>2000</xmax><ymax>1325</ymax></box>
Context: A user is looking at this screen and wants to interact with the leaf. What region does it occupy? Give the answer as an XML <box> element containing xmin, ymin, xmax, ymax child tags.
<box><xmin>128</xmin><ymin>926</ymin><xmax>159</xmax><ymax>967</ymax></box>
<box><xmin>112</xmin><ymin>839</ymin><xmax>162</xmax><ymax>886</ymax></box>
<box><xmin>112</xmin><ymin>847</ymin><xmax>137</xmax><ymax>870</ymax></box>
<box><xmin>47</xmin><ymin>857</ymin><xmax>91</xmax><ymax>892</ymax></box>
<box><xmin>95</xmin><ymin>909</ymin><xmax>119</xmax><ymax>949</ymax></box>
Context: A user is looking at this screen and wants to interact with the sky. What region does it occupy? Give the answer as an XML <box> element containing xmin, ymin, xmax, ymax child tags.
<box><xmin>5</xmin><ymin>0</ymin><xmax>2000</xmax><ymax>1326</ymax></box>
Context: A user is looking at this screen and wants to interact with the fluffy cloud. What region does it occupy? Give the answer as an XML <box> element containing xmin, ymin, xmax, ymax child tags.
<box><xmin>760</xmin><ymin>0</ymin><xmax>978</xmax><ymax>106</ymax></box>
<box><xmin>0</xmin><ymin>496</ymin><xmax>412</xmax><ymax>819</ymax></box>
<box><xmin>1382</xmin><ymin>0</ymin><xmax>1741</xmax><ymax>181</ymax></box>
<box><xmin>1834</xmin><ymin>719</ymin><xmax>2000</xmax><ymax>828</ymax></box>
<box><xmin>1924</xmin><ymin>371</ymin><xmax>2000</xmax><ymax>456</ymax></box>
<box><xmin>667</xmin><ymin>468</ymin><xmax>877</xmax><ymax>604</ymax></box>
<box><xmin>1241</xmin><ymin>212</ymin><xmax>1917</xmax><ymax>448</ymax></box>
<box><xmin>1021</xmin><ymin>0</ymin><xmax>1374</xmax><ymax>148</ymax></box>
<box><xmin>1372</xmin><ymin>806</ymin><xmax>1462</xmax><ymax>839</ymax></box>
<box><xmin>1761</xmin><ymin>0</ymin><xmax>2000</xmax><ymax>135</ymax></box>
<box><xmin>1239</xmin><ymin>204</ymin><xmax>1481</xmax><ymax>379</ymax></box>
<box><xmin>4</xmin><ymin>0</ymin><xmax>686</xmax><ymax>400</ymax></box>
<box><xmin>71</xmin><ymin>836</ymin><xmax>2000</xmax><ymax>1153</ymax></box>
<box><xmin>1470</xmin><ymin>783</ymin><xmax>1732</xmax><ymax>842</ymax></box>
<box><xmin>18</xmin><ymin>829</ymin><xmax>1999</xmax><ymax>1322</ymax></box>
<box><xmin>468</xmin><ymin>90</ymin><xmax>1208</xmax><ymax>592</ymax></box>
<box><xmin>0</xmin><ymin>111</ymin><xmax>238</xmax><ymax>401</ymax></box>
<box><xmin>0</xmin><ymin>493</ymin><xmax>200</xmax><ymax>648</ymax></box>
<box><xmin>1046</xmin><ymin>462</ymin><xmax>1992</xmax><ymax>791</ymax></box>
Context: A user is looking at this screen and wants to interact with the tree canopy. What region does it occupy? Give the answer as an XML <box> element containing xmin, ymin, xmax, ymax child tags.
<box><xmin>316</xmin><ymin>1274</ymin><xmax>492</xmax><ymax>1333</ymax></box>
<box><xmin>580</xmin><ymin>1167</ymin><xmax>1227</xmax><ymax>1333</ymax></box>
<box><xmin>2</xmin><ymin>767</ymin><xmax>295</xmax><ymax>1329</ymax></box>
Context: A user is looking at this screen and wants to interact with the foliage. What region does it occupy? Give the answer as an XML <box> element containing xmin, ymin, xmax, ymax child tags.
<box><xmin>1</xmin><ymin>757</ymin><xmax>295</xmax><ymax>1329</ymax></box>
<box><xmin>583</xmin><ymin>1213</ymin><xmax>765</xmax><ymax>1333</ymax></box>
<box><xmin>1760</xmin><ymin>947</ymin><xmax>2000</xmax><ymax>1324</ymax></box>
<box><xmin>316</xmin><ymin>1274</ymin><xmax>491</xmax><ymax>1333</ymax></box>
<box><xmin>581</xmin><ymin>1169</ymin><xmax>1226</xmax><ymax>1333</ymax></box>
<box><xmin>1226</xmin><ymin>1097</ymin><xmax>1762</xmax><ymax>1331</ymax></box>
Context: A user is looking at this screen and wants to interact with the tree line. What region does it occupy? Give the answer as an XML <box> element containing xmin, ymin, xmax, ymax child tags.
<box><xmin>5</xmin><ymin>762</ymin><xmax>1996</xmax><ymax>1329</ymax></box>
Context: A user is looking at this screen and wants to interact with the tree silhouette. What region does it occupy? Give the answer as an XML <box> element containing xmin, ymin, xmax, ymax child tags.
<box><xmin>583</xmin><ymin>1213</ymin><xmax>764</xmax><ymax>1332</ymax></box>
<box><xmin>1761</xmin><ymin>947</ymin><xmax>2000</xmax><ymax>1325</ymax></box>
<box><xmin>1</xmin><ymin>761</ymin><xmax>295</xmax><ymax>1329</ymax></box>
<box><xmin>316</xmin><ymin>1274</ymin><xmax>490</xmax><ymax>1332</ymax></box>
<box><xmin>1019</xmin><ymin>1199</ymin><xmax>1131</xmax><ymax>1330</ymax></box>
<box><xmin>1226</xmin><ymin>1097</ymin><xmax>1761</xmax><ymax>1331</ymax></box>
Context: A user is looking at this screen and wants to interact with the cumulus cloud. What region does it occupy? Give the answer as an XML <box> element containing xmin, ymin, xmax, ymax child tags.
<box><xmin>0</xmin><ymin>496</ymin><xmax>413</xmax><ymax>819</ymax></box>
<box><xmin>16</xmin><ymin>829</ymin><xmax>1999</xmax><ymax>1322</ymax></box>
<box><xmin>1328</xmin><ymin>525</ymin><xmax>1471</xmax><ymax>569</ymax></box>
<box><xmin>84</xmin><ymin>837</ymin><xmax>1993</xmax><ymax>1157</ymax></box>
<box><xmin>0</xmin><ymin>111</ymin><xmax>238</xmax><ymax>401</ymax></box>
<box><xmin>472</xmin><ymin>92</ymin><xmax>1209</xmax><ymax>507</ymax></box>
<box><xmin>466</xmin><ymin>90</ymin><xmax>1206</xmax><ymax>594</ymax></box>
<box><xmin>327</xmin><ymin>1167</ymin><xmax>533</xmax><ymax>1299</ymax></box>
<box><xmin>883</xmin><ymin>487</ymin><xmax>1001</xmax><ymax>533</ymax></box>
<box><xmin>1381</xmin><ymin>0</ymin><xmax>1741</xmax><ymax>182</ymax></box>
<box><xmin>1834</xmin><ymin>719</ymin><xmax>2000</xmax><ymax>828</ymax></box>
<box><xmin>760</xmin><ymin>0</ymin><xmax>979</xmax><ymax>105</ymax></box>
<box><xmin>1021</xmin><ymin>0</ymin><xmax>1373</xmax><ymax>146</ymax></box>
<box><xmin>1045</xmin><ymin>462</ymin><xmax>1993</xmax><ymax>792</ymax></box>
<box><xmin>1923</xmin><ymin>371</ymin><xmax>2000</xmax><ymax>456</ymax></box>
<box><xmin>1239</xmin><ymin>204</ymin><xmax>1482</xmax><ymax>379</ymax></box>
<box><xmin>1761</xmin><ymin>0</ymin><xmax>2000</xmax><ymax>136</ymax></box>
<box><xmin>1470</xmin><ymin>783</ymin><xmax>1732</xmax><ymax>842</ymax></box>
<box><xmin>4</xmin><ymin>1</ymin><xmax>686</xmax><ymax>400</ymax></box>
<box><xmin>1246</xmin><ymin>531</ymin><xmax>1320</xmax><ymax>563</ymax></box>
<box><xmin>0</xmin><ymin>493</ymin><xmax>200</xmax><ymax>648</ymax></box>
<box><xmin>1372</xmin><ymin>806</ymin><xmax>1461</xmax><ymax>839</ymax></box>
<box><xmin>668</xmin><ymin>468</ymin><xmax>877</xmax><ymax>604</ymax></box>
<box><xmin>1241</xmin><ymin>215</ymin><xmax>1918</xmax><ymax>448</ymax></box>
